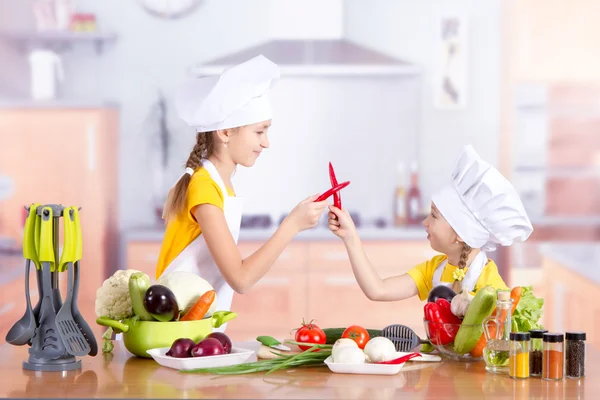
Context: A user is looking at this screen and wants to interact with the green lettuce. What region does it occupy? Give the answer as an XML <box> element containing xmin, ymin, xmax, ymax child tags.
<box><xmin>511</xmin><ymin>286</ymin><xmax>544</xmax><ymax>332</ymax></box>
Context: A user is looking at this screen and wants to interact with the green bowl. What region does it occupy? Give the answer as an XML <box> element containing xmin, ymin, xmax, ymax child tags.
<box><xmin>96</xmin><ymin>311</ymin><xmax>237</xmax><ymax>358</ymax></box>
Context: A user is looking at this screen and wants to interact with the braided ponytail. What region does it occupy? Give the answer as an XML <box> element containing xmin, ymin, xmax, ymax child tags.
<box><xmin>162</xmin><ymin>132</ymin><xmax>215</xmax><ymax>222</ymax></box>
<box><xmin>451</xmin><ymin>242</ymin><xmax>472</xmax><ymax>293</ymax></box>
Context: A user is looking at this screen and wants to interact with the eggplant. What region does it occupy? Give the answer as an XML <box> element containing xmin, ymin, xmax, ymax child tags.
<box><xmin>427</xmin><ymin>285</ymin><xmax>457</xmax><ymax>303</ymax></box>
<box><xmin>143</xmin><ymin>284</ymin><xmax>179</xmax><ymax>321</ymax></box>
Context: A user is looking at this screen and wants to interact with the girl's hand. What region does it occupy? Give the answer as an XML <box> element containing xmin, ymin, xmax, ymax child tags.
<box><xmin>328</xmin><ymin>205</ymin><xmax>357</xmax><ymax>241</ymax></box>
<box><xmin>285</xmin><ymin>195</ymin><xmax>328</xmax><ymax>233</ymax></box>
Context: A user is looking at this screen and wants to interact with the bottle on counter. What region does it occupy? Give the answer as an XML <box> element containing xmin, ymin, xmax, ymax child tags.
<box><xmin>393</xmin><ymin>162</ymin><xmax>407</xmax><ymax>227</ymax></box>
<box><xmin>565</xmin><ymin>331</ymin><xmax>586</xmax><ymax>378</ymax></box>
<box><xmin>509</xmin><ymin>332</ymin><xmax>530</xmax><ymax>379</ymax></box>
<box><xmin>405</xmin><ymin>161</ymin><xmax>422</xmax><ymax>225</ymax></box>
<box><xmin>482</xmin><ymin>290</ymin><xmax>512</xmax><ymax>374</ymax></box>
<box><xmin>542</xmin><ymin>333</ymin><xmax>564</xmax><ymax>381</ymax></box>
<box><xmin>529</xmin><ymin>329</ymin><xmax>547</xmax><ymax>376</ymax></box>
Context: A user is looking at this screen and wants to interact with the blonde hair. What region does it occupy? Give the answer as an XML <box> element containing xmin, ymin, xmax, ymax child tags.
<box><xmin>451</xmin><ymin>242</ymin><xmax>472</xmax><ymax>293</ymax></box>
<box><xmin>162</xmin><ymin>132</ymin><xmax>215</xmax><ymax>222</ymax></box>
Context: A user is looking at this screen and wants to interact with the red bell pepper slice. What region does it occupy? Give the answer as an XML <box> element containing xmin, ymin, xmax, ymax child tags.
<box><xmin>424</xmin><ymin>299</ymin><xmax>462</xmax><ymax>346</ymax></box>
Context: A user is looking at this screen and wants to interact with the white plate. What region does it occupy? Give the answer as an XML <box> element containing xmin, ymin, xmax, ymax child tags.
<box><xmin>324</xmin><ymin>356</ymin><xmax>406</xmax><ymax>375</ymax></box>
<box><xmin>146</xmin><ymin>347</ymin><xmax>256</xmax><ymax>371</ymax></box>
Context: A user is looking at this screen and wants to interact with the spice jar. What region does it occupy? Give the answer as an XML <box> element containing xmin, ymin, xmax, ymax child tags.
<box><xmin>509</xmin><ymin>332</ymin><xmax>530</xmax><ymax>379</ymax></box>
<box><xmin>565</xmin><ymin>332</ymin><xmax>586</xmax><ymax>378</ymax></box>
<box><xmin>542</xmin><ymin>333</ymin><xmax>564</xmax><ymax>381</ymax></box>
<box><xmin>529</xmin><ymin>329</ymin><xmax>547</xmax><ymax>376</ymax></box>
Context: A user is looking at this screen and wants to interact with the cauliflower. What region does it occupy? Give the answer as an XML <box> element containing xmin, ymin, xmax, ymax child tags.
<box><xmin>157</xmin><ymin>271</ymin><xmax>217</xmax><ymax>317</ymax></box>
<box><xmin>95</xmin><ymin>269</ymin><xmax>145</xmax><ymax>320</ymax></box>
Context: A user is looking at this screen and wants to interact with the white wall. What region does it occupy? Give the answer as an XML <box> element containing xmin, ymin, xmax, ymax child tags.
<box><xmin>0</xmin><ymin>0</ymin><xmax>501</xmax><ymax>229</ymax></box>
<box><xmin>268</xmin><ymin>0</ymin><xmax>343</xmax><ymax>39</ymax></box>
<box><xmin>0</xmin><ymin>0</ymin><xmax>33</xmax><ymax>97</ymax></box>
<box><xmin>344</xmin><ymin>0</ymin><xmax>502</xmax><ymax>203</ymax></box>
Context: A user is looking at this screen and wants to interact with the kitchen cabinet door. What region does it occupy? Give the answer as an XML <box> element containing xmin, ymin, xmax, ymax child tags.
<box><xmin>227</xmin><ymin>241</ymin><xmax>309</xmax><ymax>341</ymax></box>
<box><xmin>126</xmin><ymin>241</ymin><xmax>163</xmax><ymax>278</ymax></box>
<box><xmin>306</xmin><ymin>241</ymin><xmax>433</xmax><ymax>337</ymax></box>
<box><xmin>0</xmin><ymin>108</ymin><xmax>119</xmax><ymax>333</ymax></box>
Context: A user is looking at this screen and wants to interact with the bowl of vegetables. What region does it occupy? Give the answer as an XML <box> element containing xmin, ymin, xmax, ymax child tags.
<box><xmin>423</xmin><ymin>319</ymin><xmax>484</xmax><ymax>361</ymax></box>
<box><xmin>95</xmin><ymin>270</ymin><xmax>237</xmax><ymax>358</ymax></box>
<box><xmin>422</xmin><ymin>285</ymin><xmax>498</xmax><ymax>361</ymax></box>
<box><xmin>97</xmin><ymin>311</ymin><xmax>237</xmax><ymax>358</ymax></box>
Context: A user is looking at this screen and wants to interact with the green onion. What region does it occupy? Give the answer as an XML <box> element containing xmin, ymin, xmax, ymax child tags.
<box><xmin>181</xmin><ymin>344</ymin><xmax>332</xmax><ymax>375</ymax></box>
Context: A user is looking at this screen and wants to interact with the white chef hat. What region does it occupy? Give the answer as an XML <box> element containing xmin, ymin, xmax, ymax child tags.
<box><xmin>431</xmin><ymin>145</ymin><xmax>533</xmax><ymax>251</ymax></box>
<box><xmin>175</xmin><ymin>54</ymin><xmax>280</xmax><ymax>132</ymax></box>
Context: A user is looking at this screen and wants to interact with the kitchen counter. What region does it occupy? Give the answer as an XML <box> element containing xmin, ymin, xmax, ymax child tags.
<box><xmin>538</xmin><ymin>242</ymin><xmax>600</xmax><ymax>284</ymax></box>
<box><xmin>124</xmin><ymin>226</ymin><xmax>427</xmax><ymax>242</ymax></box>
<box><xmin>0</xmin><ymin>98</ymin><xmax>120</xmax><ymax>109</ymax></box>
<box><xmin>0</xmin><ymin>341</ymin><xmax>595</xmax><ymax>399</ymax></box>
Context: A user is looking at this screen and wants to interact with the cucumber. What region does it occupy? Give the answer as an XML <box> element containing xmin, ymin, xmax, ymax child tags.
<box><xmin>322</xmin><ymin>328</ymin><xmax>382</xmax><ymax>344</ymax></box>
<box><xmin>129</xmin><ymin>272</ymin><xmax>155</xmax><ymax>321</ymax></box>
<box><xmin>453</xmin><ymin>285</ymin><xmax>496</xmax><ymax>354</ymax></box>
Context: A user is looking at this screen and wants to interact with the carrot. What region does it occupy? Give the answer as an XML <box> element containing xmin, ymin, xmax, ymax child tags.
<box><xmin>469</xmin><ymin>286</ymin><xmax>522</xmax><ymax>357</ymax></box>
<box><xmin>180</xmin><ymin>290</ymin><xmax>216</xmax><ymax>321</ymax></box>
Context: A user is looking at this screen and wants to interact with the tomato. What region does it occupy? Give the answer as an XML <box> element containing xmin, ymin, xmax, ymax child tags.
<box><xmin>294</xmin><ymin>320</ymin><xmax>326</xmax><ymax>351</ymax></box>
<box><xmin>341</xmin><ymin>325</ymin><xmax>370</xmax><ymax>349</ymax></box>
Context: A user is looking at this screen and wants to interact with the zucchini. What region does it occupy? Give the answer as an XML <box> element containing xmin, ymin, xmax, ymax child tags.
<box><xmin>322</xmin><ymin>327</ymin><xmax>382</xmax><ymax>344</ymax></box>
<box><xmin>129</xmin><ymin>272</ymin><xmax>155</xmax><ymax>321</ymax></box>
<box><xmin>453</xmin><ymin>285</ymin><xmax>496</xmax><ymax>354</ymax></box>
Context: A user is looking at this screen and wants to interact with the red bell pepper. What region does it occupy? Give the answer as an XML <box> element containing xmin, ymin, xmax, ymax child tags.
<box><xmin>424</xmin><ymin>298</ymin><xmax>462</xmax><ymax>345</ymax></box>
<box><xmin>328</xmin><ymin>162</ymin><xmax>341</xmax><ymax>209</ymax></box>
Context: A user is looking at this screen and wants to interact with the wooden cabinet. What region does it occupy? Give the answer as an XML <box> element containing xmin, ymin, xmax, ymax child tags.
<box><xmin>124</xmin><ymin>238</ymin><xmax>433</xmax><ymax>341</ymax></box>
<box><xmin>0</xmin><ymin>108</ymin><xmax>119</xmax><ymax>338</ymax></box>
<box><xmin>125</xmin><ymin>241</ymin><xmax>163</xmax><ymax>278</ymax></box>
<box><xmin>542</xmin><ymin>257</ymin><xmax>600</xmax><ymax>349</ymax></box>
<box><xmin>229</xmin><ymin>242</ymin><xmax>309</xmax><ymax>341</ymax></box>
<box><xmin>306</xmin><ymin>241</ymin><xmax>436</xmax><ymax>339</ymax></box>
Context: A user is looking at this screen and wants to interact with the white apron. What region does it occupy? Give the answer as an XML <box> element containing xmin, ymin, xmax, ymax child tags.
<box><xmin>432</xmin><ymin>251</ymin><xmax>488</xmax><ymax>293</ymax></box>
<box><xmin>161</xmin><ymin>159</ymin><xmax>243</xmax><ymax>332</ymax></box>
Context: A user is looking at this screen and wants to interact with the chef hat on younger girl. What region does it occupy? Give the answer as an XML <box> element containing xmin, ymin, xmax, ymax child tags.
<box><xmin>174</xmin><ymin>54</ymin><xmax>280</xmax><ymax>132</ymax></box>
<box><xmin>431</xmin><ymin>145</ymin><xmax>533</xmax><ymax>251</ymax></box>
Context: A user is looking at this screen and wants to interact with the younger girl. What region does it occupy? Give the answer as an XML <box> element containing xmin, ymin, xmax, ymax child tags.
<box><xmin>156</xmin><ymin>55</ymin><xmax>328</xmax><ymax>317</ymax></box>
<box><xmin>328</xmin><ymin>145</ymin><xmax>533</xmax><ymax>301</ymax></box>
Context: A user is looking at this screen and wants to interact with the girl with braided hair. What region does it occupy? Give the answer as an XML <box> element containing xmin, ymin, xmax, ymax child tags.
<box><xmin>327</xmin><ymin>145</ymin><xmax>533</xmax><ymax>301</ymax></box>
<box><xmin>155</xmin><ymin>56</ymin><xmax>327</xmax><ymax>324</ymax></box>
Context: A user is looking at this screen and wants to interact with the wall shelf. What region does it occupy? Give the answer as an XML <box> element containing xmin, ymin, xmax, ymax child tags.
<box><xmin>0</xmin><ymin>30</ymin><xmax>118</xmax><ymax>55</ymax></box>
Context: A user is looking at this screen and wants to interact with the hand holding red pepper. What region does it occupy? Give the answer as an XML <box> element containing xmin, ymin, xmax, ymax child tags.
<box><xmin>424</xmin><ymin>298</ymin><xmax>462</xmax><ymax>346</ymax></box>
<box><xmin>284</xmin><ymin>195</ymin><xmax>329</xmax><ymax>233</ymax></box>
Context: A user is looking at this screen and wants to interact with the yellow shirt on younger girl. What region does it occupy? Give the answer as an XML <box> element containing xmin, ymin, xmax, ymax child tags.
<box><xmin>407</xmin><ymin>254</ymin><xmax>509</xmax><ymax>301</ymax></box>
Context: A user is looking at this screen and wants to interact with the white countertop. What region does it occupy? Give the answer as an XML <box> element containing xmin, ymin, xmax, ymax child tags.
<box><xmin>123</xmin><ymin>226</ymin><xmax>427</xmax><ymax>242</ymax></box>
<box><xmin>539</xmin><ymin>242</ymin><xmax>600</xmax><ymax>284</ymax></box>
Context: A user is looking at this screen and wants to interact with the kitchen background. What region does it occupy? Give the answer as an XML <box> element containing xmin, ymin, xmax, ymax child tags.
<box><xmin>1</xmin><ymin>0</ymin><xmax>599</xmax><ymax>349</ymax></box>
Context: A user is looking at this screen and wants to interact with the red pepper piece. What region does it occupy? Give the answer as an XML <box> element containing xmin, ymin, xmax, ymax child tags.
<box><xmin>315</xmin><ymin>181</ymin><xmax>350</xmax><ymax>202</ymax></box>
<box><xmin>424</xmin><ymin>303</ymin><xmax>442</xmax><ymax>345</ymax></box>
<box><xmin>424</xmin><ymin>301</ymin><xmax>460</xmax><ymax>345</ymax></box>
<box><xmin>329</xmin><ymin>162</ymin><xmax>341</xmax><ymax>209</ymax></box>
<box><xmin>435</xmin><ymin>298</ymin><xmax>453</xmax><ymax>315</ymax></box>
<box><xmin>377</xmin><ymin>352</ymin><xmax>422</xmax><ymax>365</ymax></box>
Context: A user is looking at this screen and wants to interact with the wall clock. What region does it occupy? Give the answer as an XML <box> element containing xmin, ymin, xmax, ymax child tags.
<box><xmin>137</xmin><ymin>0</ymin><xmax>204</xmax><ymax>19</ymax></box>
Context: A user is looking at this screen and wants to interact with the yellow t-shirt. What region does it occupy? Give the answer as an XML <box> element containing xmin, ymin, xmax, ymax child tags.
<box><xmin>155</xmin><ymin>167</ymin><xmax>235</xmax><ymax>279</ymax></box>
<box><xmin>407</xmin><ymin>254</ymin><xmax>509</xmax><ymax>301</ymax></box>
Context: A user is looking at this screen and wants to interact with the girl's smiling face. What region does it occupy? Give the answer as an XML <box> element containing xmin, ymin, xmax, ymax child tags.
<box><xmin>422</xmin><ymin>202</ymin><xmax>461</xmax><ymax>254</ymax></box>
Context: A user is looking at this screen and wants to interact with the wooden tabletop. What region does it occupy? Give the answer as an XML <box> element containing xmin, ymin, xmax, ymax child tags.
<box><xmin>0</xmin><ymin>341</ymin><xmax>596</xmax><ymax>399</ymax></box>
